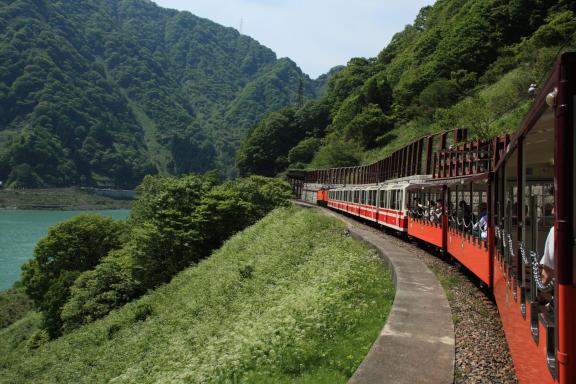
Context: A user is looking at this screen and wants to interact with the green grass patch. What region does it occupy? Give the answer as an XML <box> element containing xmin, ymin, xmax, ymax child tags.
<box><xmin>0</xmin><ymin>206</ymin><xmax>394</xmax><ymax>383</ymax></box>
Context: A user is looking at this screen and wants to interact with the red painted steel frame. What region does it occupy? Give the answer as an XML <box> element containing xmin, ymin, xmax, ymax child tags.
<box><xmin>492</xmin><ymin>250</ymin><xmax>554</xmax><ymax>384</ymax></box>
<box><xmin>554</xmin><ymin>53</ymin><xmax>575</xmax><ymax>384</ymax></box>
<box><xmin>408</xmin><ymin>218</ymin><xmax>443</xmax><ymax>248</ymax></box>
<box><xmin>447</xmin><ymin>228</ymin><xmax>491</xmax><ymax>286</ymax></box>
<box><xmin>328</xmin><ymin>199</ymin><xmax>407</xmax><ymax>231</ymax></box>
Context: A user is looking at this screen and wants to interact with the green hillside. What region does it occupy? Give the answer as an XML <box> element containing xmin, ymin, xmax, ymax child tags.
<box><xmin>237</xmin><ymin>0</ymin><xmax>576</xmax><ymax>174</ymax></box>
<box><xmin>0</xmin><ymin>207</ymin><xmax>393</xmax><ymax>383</ymax></box>
<box><xmin>0</xmin><ymin>0</ymin><xmax>326</xmax><ymax>188</ymax></box>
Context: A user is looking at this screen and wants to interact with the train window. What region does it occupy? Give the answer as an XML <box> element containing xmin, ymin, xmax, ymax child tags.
<box><xmin>379</xmin><ymin>190</ymin><xmax>385</xmax><ymax>208</ymax></box>
<box><xmin>470</xmin><ymin>183</ymin><xmax>487</xmax><ymax>239</ymax></box>
<box><xmin>503</xmin><ymin>145</ymin><xmax>519</xmax><ymax>278</ymax></box>
<box><xmin>523</xmin><ymin>111</ymin><xmax>555</xmax><ymax>309</ymax></box>
<box><xmin>523</xmin><ymin>122</ymin><xmax>554</xmax><ymax>257</ymax></box>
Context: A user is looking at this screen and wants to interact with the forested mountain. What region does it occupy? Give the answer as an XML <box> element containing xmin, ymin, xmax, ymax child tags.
<box><xmin>0</xmin><ymin>0</ymin><xmax>324</xmax><ymax>188</ymax></box>
<box><xmin>237</xmin><ymin>0</ymin><xmax>576</xmax><ymax>176</ymax></box>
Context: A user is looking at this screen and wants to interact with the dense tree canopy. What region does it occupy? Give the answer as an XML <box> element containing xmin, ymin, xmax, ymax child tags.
<box><xmin>0</xmin><ymin>0</ymin><xmax>327</xmax><ymax>187</ymax></box>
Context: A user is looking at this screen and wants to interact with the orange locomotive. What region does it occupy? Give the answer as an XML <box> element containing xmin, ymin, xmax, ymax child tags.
<box><xmin>289</xmin><ymin>52</ymin><xmax>576</xmax><ymax>384</ymax></box>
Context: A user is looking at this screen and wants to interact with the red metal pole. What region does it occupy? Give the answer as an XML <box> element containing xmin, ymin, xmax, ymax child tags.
<box><xmin>517</xmin><ymin>137</ymin><xmax>524</xmax><ymax>283</ymax></box>
<box><xmin>488</xmin><ymin>171</ymin><xmax>494</xmax><ymax>289</ymax></box>
<box><xmin>555</xmin><ymin>53</ymin><xmax>575</xmax><ymax>384</ymax></box>
<box><xmin>442</xmin><ymin>184</ymin><xmax>448</xmax><ymax>254</ymax></box>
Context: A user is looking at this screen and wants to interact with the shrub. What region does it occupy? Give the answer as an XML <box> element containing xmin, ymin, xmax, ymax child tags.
<box><xmin>61</xmin><ymin>248</ymin><xmax>141</xmax><ymax>332</ymax></box>
<box><xmin>25</xmin><ymin>329</ymin><xmax>49</xmax><ymax>351</ymax></box>
<box><xmin>60</xmin><ymin>175</ymin><xmax>291</xmax><ymax>329</ymax></box>
<box><xmin>21</xmin><ymin>215</ymin><xmax>126</xmax><ymax>338</ymax></box>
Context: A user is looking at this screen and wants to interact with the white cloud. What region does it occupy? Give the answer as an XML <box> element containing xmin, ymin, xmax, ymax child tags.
<box><xmin>154</xmin><ymin>0</ymin><xmax>434</xmax><ymax>78</ymax></box>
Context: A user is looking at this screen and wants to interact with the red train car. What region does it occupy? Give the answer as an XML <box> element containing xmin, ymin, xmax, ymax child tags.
<box><xmin>288</xmin><ymin>52</ymin><xmax>576</xmax><ymax>384</ymax></box>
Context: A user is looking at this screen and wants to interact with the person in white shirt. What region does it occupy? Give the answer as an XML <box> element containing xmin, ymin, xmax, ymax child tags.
<box><xmin>540</xmin><ymin>225</ymin><xmax>555</xmax><ymax>285</ymax></box>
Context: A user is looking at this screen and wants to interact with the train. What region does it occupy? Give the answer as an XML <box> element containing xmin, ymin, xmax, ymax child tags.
<box><xmin>287</xmin><ymin>52</ymin><xmax>576</xmax><ymax>384</ymax></box>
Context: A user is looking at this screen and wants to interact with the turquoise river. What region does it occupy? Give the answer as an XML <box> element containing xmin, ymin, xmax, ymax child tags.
<box><xmin>0</xmin><ymin>209</ymin><xmax>129</xmax><ymax>291</ymax></box>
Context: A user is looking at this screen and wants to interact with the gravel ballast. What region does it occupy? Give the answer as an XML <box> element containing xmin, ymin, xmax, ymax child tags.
<box><xmin>379</xmin><ymin>229</ymin><xmax>518</xmax><ymax>383</ymax></box>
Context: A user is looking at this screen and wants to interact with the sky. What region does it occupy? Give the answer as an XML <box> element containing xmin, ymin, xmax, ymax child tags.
<box><xmin>154</xmin><ymin>0</ymin><xmax>434</xmax><ymax>78</ymax></box>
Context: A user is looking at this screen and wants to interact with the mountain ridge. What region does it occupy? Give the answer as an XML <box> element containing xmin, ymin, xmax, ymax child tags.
<box><xmin>0</xmin><ymin>0</ymin><xmax>327</xmax><ymax>187</ymax></box>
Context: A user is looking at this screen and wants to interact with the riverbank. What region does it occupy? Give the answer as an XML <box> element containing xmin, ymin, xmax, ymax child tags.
<box><xmin>0</xmin><ymin>188</ymin><xmax>133</xmax><ymax>210</ymax></box>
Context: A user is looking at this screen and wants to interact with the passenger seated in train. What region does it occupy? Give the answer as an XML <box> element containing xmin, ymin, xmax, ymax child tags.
<box><xmin>540</xmin><ymin>223</ymin><xmax>555</xmax><ymax>286</ymax></box>
<box><xmin>539</xmin><ymin>187</ymin><xmax>555</xmax><ymax>287</ymax></box>
<box><xmin>472</xmin><ymin>203</ymin><xmax>488</xmax><ymax>240</ymax></box>
<box><xmin>411</xmin><ymin>197</ymin><xmax>424</xmax><ymax>217</ymax></box>
<box><xmin>457</xmin><ymin>200</ymin><xmax>472</xmax><ymax>231</ymax></box>
<box><xmin>423</xmin><ymin>202</ymin><xmax>432</xmax><ymax>220</ymax></box>
<box><xmin>430</xmin><ymin>199</ymin><xmax>443</xmax><ymax>223</ymax></box>
<box><xmin>538</xmin><ymin>222</ymin><xmax>555</xmax><ymax>316</ymax></box>
<box><xmin>540</xmin><ymin>227</ymin><xmax>555</xmax><ymax>285</ymax></box>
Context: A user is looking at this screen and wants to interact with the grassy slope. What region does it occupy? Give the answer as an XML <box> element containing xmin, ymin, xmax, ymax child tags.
<box><xmin>0</xmin><ymin>207</ymin><xmax>393</xmax><ymax>383</ymax></box>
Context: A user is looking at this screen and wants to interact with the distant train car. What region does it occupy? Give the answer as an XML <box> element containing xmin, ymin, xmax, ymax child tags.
<box><xmin>287</xmin><ymin>52</ymin><xmax>576</xmax><ymax>384</ymax></box>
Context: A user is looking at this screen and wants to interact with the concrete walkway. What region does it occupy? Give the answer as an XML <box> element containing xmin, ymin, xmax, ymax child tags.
<box><xmin>297</xmin><ymin>202</ymin><xmax>455</xmax><ymax>384</ymax></box>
